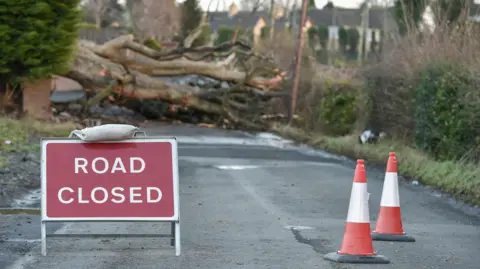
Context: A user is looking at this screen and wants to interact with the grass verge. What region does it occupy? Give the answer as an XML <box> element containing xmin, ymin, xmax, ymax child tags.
<box><xmin>272</xmin><ymin>124</ymin><xmax>480</xmax><ymax>206</ymax></box>
<box><xmin>0</xmin><ymin>117</ymin><xmax>76</xmax><ymax>151</ymax></box>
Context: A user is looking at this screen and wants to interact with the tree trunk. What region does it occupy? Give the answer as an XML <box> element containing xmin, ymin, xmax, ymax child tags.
<box><xmin>67</xmin><ymin>33</ymin><xmax>287</xmax><ymax>129</ymax></box>
<box><xmin>95</xmin><ymin>12</ymin><xmax>102</xmax><ymax>28</ymax></box>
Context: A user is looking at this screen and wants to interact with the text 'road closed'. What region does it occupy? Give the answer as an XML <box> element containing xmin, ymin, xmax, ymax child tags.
<box><xmin>43</xmin><ymin>140</ymin><xmax>178</xmax><ymax>219</ymax></box>
<box><xmin>56</xmin><ymin>156</ymin><xmax>163</xmax><ymax>204</ymax></box>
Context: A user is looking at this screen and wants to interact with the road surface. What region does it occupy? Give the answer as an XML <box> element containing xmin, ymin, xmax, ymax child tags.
<box><xmin>1</xmin><ymin>123</ymin><xmax>479</xmax><ymax>269</ymax></box>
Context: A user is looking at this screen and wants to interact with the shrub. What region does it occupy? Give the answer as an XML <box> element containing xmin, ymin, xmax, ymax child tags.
<box><xmin>361</xmin><ymin>18</ymin><xmax>480</xmax><ymax>140</ymax></box>
<box><xmin>261</xmin><ymin>26</ymin><xmax>271</xmax><ymax>39</ymax></box>
<box><xmin>215</xmin><ymin>26</ymin><xmax>251</xmax><ymax>45</ymax></box>
<box><xmin>307</xmin><ymin>27</ymin><xmax>318</xmax><ymax>48</ymax></box>
<box><xmin>414</xmin><ymin>62</ymin><xmax>480</xmax><ymax>161</ymax></box>
<box><xmin>215</xmin><ymin>26</ymin><xmax>235</xmax><ymax>45</ymax></box>
<box><xmin>317</xmin><ymin>24</ymin><xmax>329</xmax><ymax>49</ymax></box>
<box><xmin>0</xmin><ymin>1</ymin><xmax>82</xmax><ymax>84</ymax></box>
<box><xmin>291</xmin><ymin>64</ymin><xmax>363</xmax><ymax>134</ymax></box>
<box><xmin>179</xmin><ymin>0</ymin><xmax>203</xmax><ymax>39</ymax></box>
<box><xmin>338</xmin><ymin>27</ymin><xmax>348</xmax><ymax>52</ymax></box>
<box><xmin>346</xmin><ymin>28</ymin><xmax>360</xmax><ymax>53</ymax></box>
<box><xmin>317</xmin><ymin>80</ymin><xmax>359</xmax><ymax>136</ymax></box>
<box><xmin>192</xmin><ymin>24</ymin><xmax>212</xmax><ymax>46</ymax></box>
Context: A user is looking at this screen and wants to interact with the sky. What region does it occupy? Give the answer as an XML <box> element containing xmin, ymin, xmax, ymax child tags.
<box><xmin>116</xmin><ymin>1</ymin><xmax>380</xmax><ymax>10</ymax></box>
<box><xmin>194</xmin><ymin>0</ymin><xmax>368</xmax><ymax>10</ymax></box>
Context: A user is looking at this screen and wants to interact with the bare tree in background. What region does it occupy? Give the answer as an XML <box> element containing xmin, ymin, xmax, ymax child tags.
<box><xmin>83</xmin><ymin>0</ymin><xmax>109</xmax><ymax>27</ymax></box>
<box><xmin>125</xmin><ymin>0</ymin><xmax>180</xmax><ymax>42</ymax></box>
<box><xmin>240</xmin><ymin>0</ymin><xmax>268</xmax><ymax>11</ymax></box>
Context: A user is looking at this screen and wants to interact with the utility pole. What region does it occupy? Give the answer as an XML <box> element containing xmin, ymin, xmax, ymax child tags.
<box><xmin>288</xmin><ymin>0</ymin><xmax>308</xmax><ymax>125</ymax></box>
<box><xmin>329</xmin><ymin>6</ymin><xmax>336</xmax><ymax>65</ymax></box>
<box><xmin>269</xmin><ymin>0</ymin><xmax>276</xmax><ymax>39</ymax></box>
<box><xmin>358</xmin><ymin>1</ymin><xmax>370</xmax><ymax>64</ymax></box>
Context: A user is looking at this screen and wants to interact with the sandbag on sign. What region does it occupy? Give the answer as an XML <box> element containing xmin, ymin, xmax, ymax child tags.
<box><xmin>69</xmin><ymin>124</ymin><xmax>139</xmax><ymax>142</ymax></box>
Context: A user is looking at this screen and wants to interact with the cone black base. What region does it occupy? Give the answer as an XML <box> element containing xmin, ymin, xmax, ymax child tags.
<box><xmin>324</xmin><ymin>252</ymin><xmax>390</xmax><ymax>264</ymax></box>
<box><xmin>372</xmin><ymin>232</ymin><xmax>416</xmax><ymax>242</ymax></box>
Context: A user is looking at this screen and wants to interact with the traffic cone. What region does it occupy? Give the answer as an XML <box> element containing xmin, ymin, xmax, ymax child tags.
<box><xmin>324</xmin><ymin>160</ymin><xmax>390</xmax><ymax>264</ymax></box>
<box><xmin>372</xmin><ymin>152</ymin><xmax>415</xmax><ymax>242</ymax></box>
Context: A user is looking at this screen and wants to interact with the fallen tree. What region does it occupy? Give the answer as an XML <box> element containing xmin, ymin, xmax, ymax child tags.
<box><xmin>63</xmin><ymin>28</ymin><xmax>288</xmax><ymax>130</ymax></box>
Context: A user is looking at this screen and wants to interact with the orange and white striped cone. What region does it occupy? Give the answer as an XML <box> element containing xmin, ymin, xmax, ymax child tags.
<box><xmin>324</xmin><ymin>160</ymin><xmax>390</xmax><ymax>264</ymax></box>
<box><xmin>372</xmin><ymin>152</ymin><xmax>415</xmax><ymax>242</ymax></box>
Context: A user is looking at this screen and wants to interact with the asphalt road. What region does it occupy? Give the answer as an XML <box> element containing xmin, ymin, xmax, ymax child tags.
<box><xmin>1</xmin><ymin>124</ymin><xmax>479</xmax><ymax>269</ymax></box>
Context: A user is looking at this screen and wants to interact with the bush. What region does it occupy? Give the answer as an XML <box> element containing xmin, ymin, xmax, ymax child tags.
<box><xmin>317</xmin><ymin>24</ymin><xmax>329</xmax><ymax>49</ymax></box>
<box><xmin>0</xmin><ymin>1</ymin><xmax>82</xmax><ymax>83</ymax></box>
<box><xmin>307</xmin><ymin>27</ymin><xmax>318</xmax><ymax>48</ymax></box>
<box><xmin>192</xmin><ymin>24</ymin><xmax>212</xmax><ymax>46</ymax></box>
<box><xmin>414</xmin><ymin>62</ymin><xmax>480</xmax><ymax>161</ymax></box>
<box><xmin>179</xmin><ymin>0</ymin><xmax>203</xmax><ymax>39</ymax></box>
<box><xmin>215</xmin><ymin>26</ymin><xmax>235</xmax><ymax>45</ymax></box>
<box><xmin>215</xmin><ymin>26</ymin><xmax>252</xmax><ymax>45</ymax></box>
<box><xmin>261</xmin><ymin>26</ymin><xmax>271</xmax><ymax>39</ymax></box>
<box><xmin>317</xmin><ymin>80</ymin><xmax>359</xmax><ymax>136</ymax></box>
<box><xmin>338</xmin><ymin>27</ymin><xmax>348</xmax><ymax>52</ymax></box>
<box><xmin>361</xmin><ymin>20</ymin><xmax>480</xmax><ymax>139</ymax></box>
<box><xmin>291</xmin><ymin>64</ymin><xmax>363</xmax><ymax>134</ymax></box>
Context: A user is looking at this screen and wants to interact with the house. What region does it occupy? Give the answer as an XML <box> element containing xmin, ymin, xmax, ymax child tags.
<box><xmin>418</xmin><ymin>2</ymin><xmax>480</xmax><ymax>32</ymax></box>
<box><xmin>205</xmin><ymin>3</ymin><xmax>397</xmax><ymax>54</ymax></box>
<box><xmin>301</xmin><ymin>6</ymin><xmax>398</xmax><ymax>53</ymax></box>
<box><xmin>468</xmin><ymin>3</ymin><xmax>480</xmax><ymax>21</ymax></box>
<box><xmin>206</xmin><ymin>3</ymin><xmax>290</xmax><ymax>45</ymax></box>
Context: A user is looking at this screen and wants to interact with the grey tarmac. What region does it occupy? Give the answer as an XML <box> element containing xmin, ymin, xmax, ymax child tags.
<box><xmin>0</xmin><ymin>123</ymin><xmax>479</xmax><ymax>269</ymax></box>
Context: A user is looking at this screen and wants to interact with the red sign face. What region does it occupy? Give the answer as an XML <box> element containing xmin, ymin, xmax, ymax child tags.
<box><xmin>42</xmin><ymin>140</ymin><xmax>178</xmax><ymax>220</ymax></box>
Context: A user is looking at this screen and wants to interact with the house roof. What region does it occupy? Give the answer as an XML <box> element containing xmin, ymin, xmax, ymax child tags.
<box><xmin>207</xmin><ymin>10</ymin><xmax>290</xmax><ymax>32</ymax></box>
<box><xmin>205</xmin><ymin>6</ymin><xmax>398</xmax><ymax>33</ymax></box>
<box><xmin>470</xmin><ymin>4</ymin><xmax>480</xmax><ymax>16</ymax></box>
<box><xmin>304</xmin><ymin>7</ymin><xmax>395</xmax><ymax>29</ymax></box>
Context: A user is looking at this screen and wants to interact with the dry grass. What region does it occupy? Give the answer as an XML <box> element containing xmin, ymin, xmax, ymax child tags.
<box><xmin>272</xmin><ymin>123</ymin><xmax>480</xmax><ymax>206</ymax></box>
<box><xmin>362</xmin><ymin>20</ymin><xmax>480</xmax><ymax>137</ymax></box>
<box><xmin>263</xmin><ymin>20</ymin><xmax>480</xmax><ymax>205</ymax></box>
<box><xmin>0</xmin><ymin>117</ymin><xmax>76</xmax><ymax>151</ymax></box>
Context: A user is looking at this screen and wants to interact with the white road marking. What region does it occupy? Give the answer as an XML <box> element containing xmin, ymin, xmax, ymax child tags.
<box><xmin>284</xmin><ymin>225</ymin><xmax>315</xmax><ymax>231</ymax></box>
<box><xmin>174</xmin><ymin>136</ymin><xmax>293</xmax><ymax>148</ymax></box>
<box><xmin>214</xmin><ymin>165</ymin><xmax>261</xmax><ymax>170</ymax></box>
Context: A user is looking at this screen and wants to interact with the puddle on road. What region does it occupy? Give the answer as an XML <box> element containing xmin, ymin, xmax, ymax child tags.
<box><xmin>284</xmin><ymin>225</ymin><xmax>314</xmax><ymax>231</ymax></box>
<box><xmin>12</xmin><ymin>189</ymin><xmax>41</xmax><ymax>208</ymax></box>
<box><xmin>214</xmin><ymin>165</ymin><xmax>262</xmax><ymax>170</ymax></box>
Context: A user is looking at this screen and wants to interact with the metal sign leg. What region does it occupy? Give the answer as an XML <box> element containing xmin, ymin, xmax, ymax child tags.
<box><xmin>175</xmin><ymin>221</ymin><xmax>181</xmax><ymax>256</ymax></box>
<box><xmin>170</xmin><ymin>222</ymin><xmax>175</xmax><ymax>247</ymax></box>
<box><xmin>41</xmin><ymin>221</ymin><xmax>47</xmax><ymax>256</ymax></box>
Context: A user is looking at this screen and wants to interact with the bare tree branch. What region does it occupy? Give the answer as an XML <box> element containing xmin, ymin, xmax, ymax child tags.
<box><xmin>82</xmin><ymin>0</ymin><xmax>109</xmax><ymax>27</ymax></box>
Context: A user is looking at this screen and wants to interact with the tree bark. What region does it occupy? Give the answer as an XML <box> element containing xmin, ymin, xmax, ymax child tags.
<box><xmin>67</xmin><ymin>35</ymin><xmax>287</xmax><ymax>129</ymax></box>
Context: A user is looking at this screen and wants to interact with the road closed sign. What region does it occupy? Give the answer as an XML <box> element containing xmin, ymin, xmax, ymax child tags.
<box><xmin>40</xmin><ymin>138</ymin><xmax>179</xmax><ymax>221</ymax></box>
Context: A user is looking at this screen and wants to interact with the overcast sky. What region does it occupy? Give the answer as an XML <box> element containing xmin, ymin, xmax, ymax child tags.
<box><xmin>193</xmin><ymin>0</ymin><xmax>369</xmax><ymax>10</ymax></box>
<box><xmin>117</xmin><ymin>0</ymin><xmax>480</xmax><ymax>10</ymax></box>
<box><xmin>117</xmin><ymin>1</ymin><xmax>387</xmax><ymax>10</ymax></box>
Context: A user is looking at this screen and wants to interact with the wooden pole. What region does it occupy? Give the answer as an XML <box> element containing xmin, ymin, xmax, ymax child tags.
<box><xmin>288</xmin><ymin>0</ymin><xmax>308</xmax><ymax>125</ymax></box>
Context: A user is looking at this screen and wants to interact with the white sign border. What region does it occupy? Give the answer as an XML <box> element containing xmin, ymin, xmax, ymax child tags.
<box><xmin>40</xmin><ymin>137</ymin><xmax>180</xmax><ymax>222</ymax></box>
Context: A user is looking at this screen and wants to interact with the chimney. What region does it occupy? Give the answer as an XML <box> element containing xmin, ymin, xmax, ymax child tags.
<box><xmin>228</xmin><ymin>3</ymin><xmax>239</xmax><ymax>17</ymax></box>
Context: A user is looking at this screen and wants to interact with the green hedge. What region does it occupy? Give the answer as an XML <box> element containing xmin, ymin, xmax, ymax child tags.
<box><xmin>317</xmin><ymin>80</ymin><xmax>359</xmax><ymax>136</ymax></box>
<box><xmin>215</xmin><ymin>26</ymin><xmax>251</xmax><ymax>45</ymax></box>
<box><xmin>414</xmin><ymin>62</ymin><xmax>480</xmax><ymax>161</ymax></box>
<box><xmin>0</xmin><ymin>1</ymin><xmax>82</xmax><ymax>83</ymax></box>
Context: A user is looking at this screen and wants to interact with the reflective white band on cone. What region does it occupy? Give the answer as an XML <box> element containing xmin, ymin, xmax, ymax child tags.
<box><xmin>380</xmin><ymin>172</ymin><xmax>400</xmax><ymax>207</ymax></box>
<box><xmin>346</xmin><ymin>182</ymin><xmax>370</xmax><ymax>223</ymax></box>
